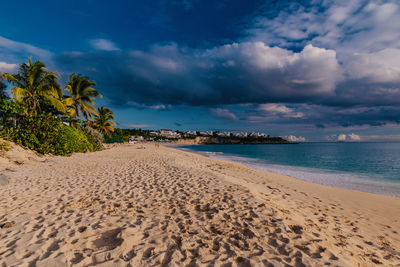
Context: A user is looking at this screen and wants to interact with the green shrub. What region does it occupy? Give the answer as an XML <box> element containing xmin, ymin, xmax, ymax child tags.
<box><xmin>82</xmin><ymin>126</ymin><xmax>104</xmax><ymax>147</ymax></box>
<box><xmin>0</xmin><ymin>99</ymin><xmax>23</xmax><ymax>129</ymax></box>
<box><xmin>0</xmin><ymin>141</ymin><xmax>9</xmax><ymax>151</ymax></box>
<box><xmin>1</xmin><ymin>114</ymin><xmax>102</xmax><ymax>156</ymax></box>
<box><xmin>53</xmin><ymin>125</ymin><xmax>100</xmax><ymax>155</ymax></box>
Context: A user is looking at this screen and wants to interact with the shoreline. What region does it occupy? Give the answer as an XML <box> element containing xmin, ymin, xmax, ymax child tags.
<box><xmin>172</xmin><ymin>144</ymin><xmax>400</xmax><ymax>198</ymax></box>
<box><xmin>168</xmin><ymin>145</ymin><xmax>400</xmax><ymax>203</ymax></box>
<box><xmin>1</xmin><ymin>144</ymin><xmax>399</xmax><ymax>266</ymax></box>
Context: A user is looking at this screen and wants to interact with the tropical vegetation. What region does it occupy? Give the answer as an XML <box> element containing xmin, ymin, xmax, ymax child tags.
<box><xmin>0</xmin><ymin>57</ymin><xmax>116</xmax><ymax>156</ymax></box>
<box><xmin>0</xmin><ymin>140</ymin><xmax>10</xmax><ymax>152</ymax></box>
<box><xmin>105</xmin><ymin>128</ymin><xmax>151</xmax><ymax>143</ymax></box>
<box><xmin>64</xmin><ymin>73</ymin><xmax>102</xmax><ymax>123</ymax></box>
<box><xmin>94</xmin><ymin>106</ymin><xmax>116</xmax><ymax>137</ymax></box>
<box><xmin>2</xmin><ymin>58</ymin><xmax>64</xmax><ymax>115</ymax></box>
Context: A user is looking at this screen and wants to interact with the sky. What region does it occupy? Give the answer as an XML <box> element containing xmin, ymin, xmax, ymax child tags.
<box><xmin>1</xmin><ymin>0</ymin><xmax>400</xmax><ymax>142</ymax></box>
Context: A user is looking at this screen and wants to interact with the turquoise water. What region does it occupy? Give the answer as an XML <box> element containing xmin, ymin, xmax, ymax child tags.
<box><xmin>177</xmin><ymin>143</ymin><xmax>400</xmax><ymax>197</ymax></box>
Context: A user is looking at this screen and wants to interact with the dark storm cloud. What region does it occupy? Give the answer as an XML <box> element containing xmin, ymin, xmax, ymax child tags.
<box><xmin>241</xmin><ymin>104</ymin><xmax>400</xmax><ymax>128</ymax></box>
<box><xmin>55</xmin><ymin>42</ymin><xmax>343</xmax><ymax>107</ymax></box>
<box><xmin>52</xmin><ymin>38</ymin><xmax>400</xmax><ymax>127</ymax></box>
<box><xmin>313</xmin><ymin>105</ymin><xmax>400</xmax><ymax>127</ymax></box>
<box><xmin>2</xmin><ymin>33</ymin><xmax>400</xmax><ymax>128</ymax></box>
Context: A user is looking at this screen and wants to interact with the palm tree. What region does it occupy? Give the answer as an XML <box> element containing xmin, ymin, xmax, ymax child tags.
<box><xmin>1</xmin><ymin>57</ymin><xmax>64</xmax><ymax>115</ymax></box>
<box><xmin>93</xmin><ymin>106</ymin><xmax>116</xmax><ymax>136</ymax></box>
<box><xmin>64</xmin><ymin>73</ymin><xmax>102</xmax><ymax>123</ymax></box>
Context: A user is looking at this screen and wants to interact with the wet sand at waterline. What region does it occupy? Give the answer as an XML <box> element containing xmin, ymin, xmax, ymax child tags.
<box><xmin>0</xmin><ymin>144</ymin><xmax>399</xmax><ymax>266</ymax></box>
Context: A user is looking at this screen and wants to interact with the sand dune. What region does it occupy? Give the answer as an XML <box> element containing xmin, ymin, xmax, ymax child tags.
<box><xmin>0</xmin><ymin>139</ymin><xmax>47</xmax><ymax>173</ymax></box>
<box><xmin>0</xmin><ymin>144</ymin><xmax>399</xmax><ymax>266</ymax></box>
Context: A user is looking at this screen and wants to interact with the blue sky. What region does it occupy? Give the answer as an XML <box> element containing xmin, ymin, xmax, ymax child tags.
<box><xmin>1</xmin><ymin>0</ymin><xmax>400</xmax><ymax>141</ymax></box>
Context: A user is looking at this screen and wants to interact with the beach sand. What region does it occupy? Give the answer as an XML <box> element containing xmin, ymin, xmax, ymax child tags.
<box><xmin>0</xmin><ymin>144</ymin><xmax>399</xmax><ymax>266</ymax></box>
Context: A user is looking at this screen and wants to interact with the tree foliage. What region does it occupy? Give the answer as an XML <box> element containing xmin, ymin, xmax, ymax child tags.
<box><xmin>0</xmin><ymin>58</ymin><xmax>116</xmax><ymax>155</ymax></box>
<box><xmin>1</xmin><ymin>57</ymin><xmax>64</xmax><ymax>115</ymax></box>
<box><xmin>0</xmin><ymin>114</ymin><xmax>101</xmax><ymax>155</ymax></box>
<box><xmin>64</xmin><ymin>73</ymin><xmax>102</xmax><ymax>122</ymax></box>
<box><xmin>0</xmin><ymin>99</ymin><xmax>23</xmax><ymax>128</ymax></box>
<box><xmin>105</xmin><ymin>128</ymin><xmax>151</xmax><ymax>143</ymax></box>
<box><xmin>93</xmin><ymin>106</ymin><xmax>116</xmax><ymax>136</ymax></box>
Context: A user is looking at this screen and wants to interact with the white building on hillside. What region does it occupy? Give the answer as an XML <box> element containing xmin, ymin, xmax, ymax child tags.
<box><xmin>217</xmin><ymin>132</ymin><xmax>230</xmax><ymax>137</ymax></box>
<box><xmin>159</xmin><ymin>129</ymin><xmax>181</xmax><ymax>139</ymax></box>
<box><xmin>199</xmin><ymin>131</ymin><xmax>213</xmax><ymax>136</ymax></box>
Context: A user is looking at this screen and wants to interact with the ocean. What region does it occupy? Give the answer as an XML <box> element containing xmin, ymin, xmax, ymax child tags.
<box><xmin>176</xmin><ymin>143</ymin><xmax>400</xmax><ymax>197</ymax></box>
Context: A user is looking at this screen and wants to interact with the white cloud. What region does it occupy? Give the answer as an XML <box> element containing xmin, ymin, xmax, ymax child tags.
<box><xmin>345</xmin><ymin>49</ymin><xmax>400</xmax><ymax>83</ymax></box>
<box><xmin>259</xmin><ymin>104</ymin><xmax>304</xmax><ymax>118</ymax></box>
<box><xmin>89</xmin><ymin>39</ymin><xmax>120</xmax><ymax>51</ymax></box>
<box><xmin>260</xmin><ymin>104</ymin><xmax>292</xmax><ymax>113</ymax></box>
<box><xmin>207</xmin><ymin>43</ymin><xmax>343</xmax><ymax>96</ymax></box>
<box><xmin>337</xmin><ymin>134</ymin><xmax>347</xmax><ymax>141</ymax></box>
<box><xmin>209</xmin><ymin>108</ymin><xmax>239</xmax><ymax>122</ymax></box>
<box><xmin>348</xmin><ymin>133</ymin><xmax>361</xmax><ymax>141</ymax></box>
<box><xmin>336</xmin><ymin>133</ymin><xmax>361</xmax><ymax>141</ymax></box>
<box><xmin>245</xmin><ymin>0</ymin><xmax>400</xmax><ymax>107</ymax></box>
<box><xmin>248</xmin><ymin>0</ymin><xmax>400</xmax><ymax>55</ymax></box>
<box><xmin>286</xmin><ymin>135</ymin><xmax>306</xmax><ymax>142</ymax></box>
<box><xmin>126</xmin><ymin>101</ymin><xmax>172</xmax><ymax>110</ymax></box>
<box><xmin>0</xmin><ymin>62</ymin><xmax>17</xmax><ymax>73</ymax></box>
<box><xmin>0</xmin><ymin>35</ymin><xmax>52</xmax><ymax>62</ymax></box>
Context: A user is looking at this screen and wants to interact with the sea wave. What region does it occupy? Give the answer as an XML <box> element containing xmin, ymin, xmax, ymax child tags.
<box><xmin>177</xmin><ymin>147</ymin><xmax>400</xmax><ymax>198</ymax></box>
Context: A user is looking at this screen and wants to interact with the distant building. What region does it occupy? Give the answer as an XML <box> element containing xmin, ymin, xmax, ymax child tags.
<box><xmin>199</xmin><ymin>131</ymin><xmax>213</xmax><ymax>136</ymax></box>
<box><xmin>250</xmin><ymin>132</ymin><xmax>269</xmax><ymax>138</ymax></box>
<box><xmin>217</xmin><ymin>132</ymin><xmax>230</xmax><ymax>137</ymax></box>
<box><xmin>232</xmin><ymin>132</ymin><xmax>249</xmax><ymax>138</ymax></box>
<box><xmin>147</xmin><ymin>129</ymin><xmax>271</xmax><ymax>140</ymax></box>
<box><xmin>184</xmin><ymin>131</ymin><xmax>197</xmax><ymax>138</ymax></box>
<box><xmin>159</xmin><ymin>129</ymin><xmax>181</xmax><ymax>139</ymax></box>
<box><xmin>160</xmin><ymin>129</ymin><xmax>173</xmax><ymax>135</ymax></box>
<box><xmin>149</xmin><ymin>131</ymin><xmax>159</xmax><ymax>137</ymax></box>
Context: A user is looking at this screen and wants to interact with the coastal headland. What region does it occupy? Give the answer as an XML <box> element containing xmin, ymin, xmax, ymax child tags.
<box><xmin>0</xmin><ymin>144</ymin><xmax>399</xmax><ymax>266</ymax></box>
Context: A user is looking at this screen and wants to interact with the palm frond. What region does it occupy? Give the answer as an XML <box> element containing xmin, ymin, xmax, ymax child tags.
<box><xmin>11</xmin><ymin>87</ymin><xmax>28</xmax><ymax>102</ymax></box>
<box><xmin>1</xmin><ymin>73</ymin><xmax>25</xmax><ymax>88</ymax></box>
<box><xmin>63</xmin><ymin>97</ymin><xmax>75</xmax><ymax>106</ymax></box>
<box><xmin>44</xmin><ymin>95</ymin><xmax>65</xmax><ymax>113</ymax></box>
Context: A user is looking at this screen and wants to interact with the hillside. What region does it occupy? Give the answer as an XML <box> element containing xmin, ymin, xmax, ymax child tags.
<box><xmin>175</xmin><ymin>136</ymin><xmax>294</xmax><ymax>145</ymax></box>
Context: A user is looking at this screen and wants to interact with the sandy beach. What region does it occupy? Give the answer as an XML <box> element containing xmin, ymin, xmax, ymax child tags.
<box><xmin>0</xmin><ymin>144</ymin><xmax>399</xmax><ymax>266</ymax></box>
